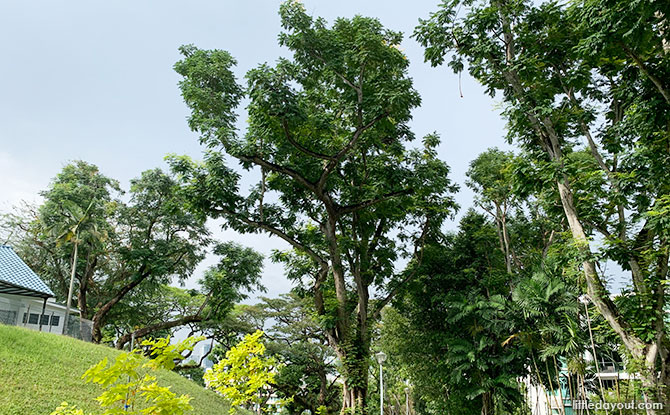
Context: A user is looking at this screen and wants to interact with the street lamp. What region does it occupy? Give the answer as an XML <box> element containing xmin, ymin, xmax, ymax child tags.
<box><xmin>376</xmin><ymin>352</ymin><xmax>387</xmax><ymax>415</ymax></box>
<box><xmin>404</xmin><ymin>380</ymin><xmax>410</xmax><ymax>415</ymax></box>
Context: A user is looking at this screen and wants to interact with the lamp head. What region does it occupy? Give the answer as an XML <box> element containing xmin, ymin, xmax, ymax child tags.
<box><xmin>578</xmin><ymin>294</ymin><xmax>590</xmax><ymax>305</ymax></box>
<box><xmin>375</xmin><ymin>351</ymin><xmax>387</xmax><ymax>364</ymax></box>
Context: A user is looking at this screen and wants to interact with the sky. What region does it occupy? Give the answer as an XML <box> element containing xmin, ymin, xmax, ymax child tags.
<box><xmin>0</xmin><ymin>0</ymin><xmax>512</xmax><ymax>300</ymax></box>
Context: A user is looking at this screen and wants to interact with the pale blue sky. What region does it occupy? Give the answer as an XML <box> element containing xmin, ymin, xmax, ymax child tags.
<box><xmin>0</xmin><ymin>0</ymin><xmax>511</xmax><ymax>298</ymax></box>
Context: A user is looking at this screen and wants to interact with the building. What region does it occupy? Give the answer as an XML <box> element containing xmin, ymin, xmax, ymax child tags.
<box><xmin>524</xmin><ymin>357</ymin><xmax>644</xmax><ymax>415</ymax></box>
<box><xmin>0</xmin><ymin>245</ymin><xmax>77</xmax><ymax>333</ymax></box>
<box><xmin>190</xmin><ymin>340</ymin><xmax>215</xmax><ymax>369</ymax></box>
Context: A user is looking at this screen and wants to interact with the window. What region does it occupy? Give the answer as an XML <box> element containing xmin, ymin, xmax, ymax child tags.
<box><xmin>50</xmin><ymin>315</ymin><xmax>60</xmax><ymax>326</ymax></box>
<box><xmin>40</xmin><ymin>314</ymin><xmax>49</xmax><ymax>326</ymax></box>
<box><xmin>28</xmin><ymin>313</ymin><xmax>39</xmax><ymax>324</ymax></box>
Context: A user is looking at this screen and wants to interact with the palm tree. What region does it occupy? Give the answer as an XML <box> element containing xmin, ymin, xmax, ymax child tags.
<box><xmin>511</xmin><ymin>271</ymin><xmax>587</xmax><ymax>415</ymax></box>
<box><xmin>51</xmin><ymin>200</ymin><xmax>96</xmax><ymax>335</ymax></box>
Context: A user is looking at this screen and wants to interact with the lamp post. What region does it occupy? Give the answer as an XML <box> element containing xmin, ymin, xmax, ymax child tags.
<box><xmin>376</xmin><ymin>352</ymin><xmax>387</xmax><ymax>415</ymax></box>
<box><xmin>404</xmin><ymin>380</ymin><xmax>410</xmax><ymax>415</ymax></box>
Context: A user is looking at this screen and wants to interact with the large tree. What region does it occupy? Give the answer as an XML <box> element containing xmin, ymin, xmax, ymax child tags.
<box><xmin>3</xmin><ymin>163</ymin><xmax>213</xmax><ymax>343</ymax></box>
<box><xmin>34</xmin><ymin>161</ymin><xmax>119</xmax><ymax>321</ymax></box>
<box><xmin>114</xmin><ymin>241</ymin><xmax>264</xmax><ymax>349</ymax></box>
<box><xmin>466</xmin><ymin>148</ymin><xmax>519</xmax><ymax>273</ymax></box>
<box><xmin>90</xmin><ymin>168</ymin><xmax>211</xmax><ymax>342</ymax></box>
<box><xmin>170</xmin><ymin>1</ymin><xmax>457</xmax><ymax>411</ymax></box>
<box><xmin>415</xmin><ymin>0</ymin><xmax>670</xmax><ymax>410</ymax></box>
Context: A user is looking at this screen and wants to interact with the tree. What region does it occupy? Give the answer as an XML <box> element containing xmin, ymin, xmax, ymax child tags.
<box><xmin>114</xmin><ymin>241</ymin><xmax>264</xmax><ymax>349</ymax></box>
<box><xmin>194</xmin><ymin>294</ymin><xmax>341</xmax><ymax>415</ymax></box>
<box><xmin>261</xmin><ymin>294</ymin><xmax>341</xmax><ymax>415</ymax></box>
<box><xmin>3</xmin><ymin>163</ymin><xmax>214</xmax><ymax>343</ymax></box>
<box><xmin>170</xmin><ymin>2</ymin><xmax>457</xmax><ymax>411</ymax></box>
<box><xmin>36</xmin><ymin>161</ymin><xmax>119</xmax><ymax>322</ymax></box>
<box><xmin>387</xmin><ymin>212</ymin><xmax>527</xmax><ymax>415</ymax></box>
<box><xmin>466</xmin><ymin>148</ymin><xmax>518</xmax><ymax>273</ymax></box>
<box><xmin>205</xmin><ymin>330</ymin><xmax>279</xmax><ymax>415</ymax></box>
<box><xmin>90</xmin><ymin>168</ymin><xmax>211</xmax><ymax>342</ymax></box>
<box><xmin>415</xmin><ymin>0</ymin><xmax>670</xmax><ymax>409</ymax></box>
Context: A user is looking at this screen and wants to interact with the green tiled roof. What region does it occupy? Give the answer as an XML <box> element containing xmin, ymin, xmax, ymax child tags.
<box><xmin>0</xmin><ymin>245</ymin><xmax>54</xmax><ymax>298</ymax></box>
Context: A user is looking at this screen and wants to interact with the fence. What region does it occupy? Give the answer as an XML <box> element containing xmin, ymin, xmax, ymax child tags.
<box><xmin>64</xmin><ymin>315</ymin><xmax>94</xmax><ymax>342</ymax></box>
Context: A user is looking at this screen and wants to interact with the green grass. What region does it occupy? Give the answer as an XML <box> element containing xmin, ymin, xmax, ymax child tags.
<box><xmin>0</xmin><ymin>324</ymin><xmax>230</xmax><ymax>415</ymax></box>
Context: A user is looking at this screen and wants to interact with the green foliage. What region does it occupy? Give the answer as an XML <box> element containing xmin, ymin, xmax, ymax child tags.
<box><xmin>50</xmin><ymin>336</ymin><xmax>204</xmax><ymax>415</ymax></box>
<box><xmin>591</xmin><ymin>381</ymin><xmax>650</xmax><ymax>415</ymax></box>
<box><xmin>203</xmin><ymin>294</ymin><xmax>341</xmax><ymax>414</ymax></box>
<box><xmin>198</xmin><ymin>242</ymin><xmax>266</xmax><ymax>321</ymax></box>
<box><xmin>387</xmin><ymin>212</ymin><xmax>526</xmax><ymax>414</ymax></box>
<box><xmin>259</xmin><ymin>294</ymin><xmax>341</xmax><ymax>415</ymax></box>
<box><xmin>51</xmin><ymin>403</ymin><xmax>85</xmax><ymax>415</ymax></box>
<box><xmin>467</xmin><ymin>148</ymin><xmax>516</xmax><ymax>210</ymax></box>
<box><xmin>205</xmin><ymin>331</ymin><xmax>279</xmax><ymax>413</ymax></box>
<box><xmin>141</xmin><ymin>336</ymin><xmax>206</xmax><ymax>371</ymax></box>
<box><xmin>416</xmin><ymin>0</ymin><xmax>670</xmax><ymax>402</ymax></box>
<box><xmin>170</xmin><ymin>1</ymin><xmax>458</xmax><ymax>410</ymax></box>
<box><xmin>2</xmin><ymin>163</ymin><xmax>212</xmax><ymax>343</ymax></box>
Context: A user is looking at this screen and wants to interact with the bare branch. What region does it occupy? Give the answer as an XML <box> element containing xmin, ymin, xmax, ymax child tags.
<box><xmin>620</xmin><ymin>43</ymin><xmax>670</xmax><ymax>105</ymax></box>
<box><xmin>215</xmin><ymin>208</ymin><xmax>328</xmax><ymax>269</ymax></box>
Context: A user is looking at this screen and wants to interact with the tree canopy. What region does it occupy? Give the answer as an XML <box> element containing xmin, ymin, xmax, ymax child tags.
<box><xmin>170</xmin><ymin>1</ymin><xmax>457</xmax><ymax>410</ymax></box>
<box><xmin>416</xmin><ymin>0</ymin><xmax>670</xmax><ymax>407</ymax></box>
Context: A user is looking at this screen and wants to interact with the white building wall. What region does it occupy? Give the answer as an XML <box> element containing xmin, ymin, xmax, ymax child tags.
<box><xmin>523</xmin><ymin>376</ymin><xmax>551</xmax><ymax>415</ymax></box>
<box><xmin>0</xmin><ymin>293</ymin><xmax>22</xmax><ymax>324</ymax></box>
<box><xmin>0</xmin><ymin>293</ymin><xmax>70</xmax><ymax>333</ymax></box>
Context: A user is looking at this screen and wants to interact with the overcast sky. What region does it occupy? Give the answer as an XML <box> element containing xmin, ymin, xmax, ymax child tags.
<box><xmin>0</xmin><ymin>0</ymin><xmax>513</xmax><ymax>299</ymax></box>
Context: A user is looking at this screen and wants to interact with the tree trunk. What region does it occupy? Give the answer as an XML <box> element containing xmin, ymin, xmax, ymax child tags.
<box><xmin>77</xmin><ymin>279</ymin><xmax>88</xmax><ymax>320</ymax></box>
<box><xmin>91</xmin><ymin>271</ymin><xmax>149</xmax><ymax>343</ymax></box>
<box><xmin>341</xmin><ymin>383</ymin><xmax>368</xmax><ymax>415</ymax></box>
<box><xmin>62</xmin><ymin>240</ymin><xmax>79</xmax><ymax>335</ymax></box>
<box><xmin>77</xmin><ymin>252</ymin><xmax>98</xmax><ymax>321</ymax></box>
<box><xmin>494</xmin><ymin>204</ymin><xmax>511</xmax><ymax>273</ymax></box>
<box><xmin>318</xmin><ymin>366</ymin><xmax>328</xmax><ymax>408</ymax></box>
<box><xmin>481</xmin><ymin>391</ymin><xmax>493</xmax><ymax>415</ymax></box>
<box><xmin>337</xmin><ymin>350</ymin><xmax>369</xmax><ymax>414</ymax></box>
<box><xmin>641</xmin><ymin>370</ymin><xmax>660</xmax><ymax>415</ymax></box>
<box><xmin>321</xmin><ymin>215</ymin><xmax>374</xmax><ymax>415</ymax></box>
<box><xmin>331</xmin><ymin>322</ymin><xmax>370</xmax><ymax>415</ymax></box>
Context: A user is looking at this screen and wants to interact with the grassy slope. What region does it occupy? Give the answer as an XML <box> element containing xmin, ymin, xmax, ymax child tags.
<box><xmin>0</xmin><ymin>324</ymin><xmax>229</xmax><ymax>415</ymax></box>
